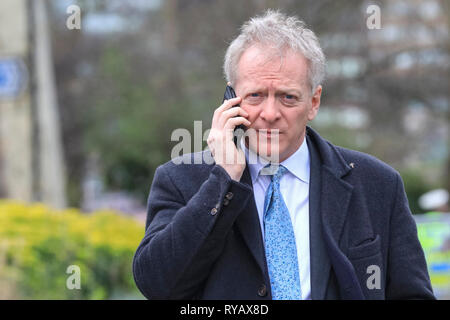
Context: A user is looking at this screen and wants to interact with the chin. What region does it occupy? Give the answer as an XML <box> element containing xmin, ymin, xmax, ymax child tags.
<box><xmin>250</xmin><ymin>139</ymin><xmax>283</xmax><ymax>163</ymax></box>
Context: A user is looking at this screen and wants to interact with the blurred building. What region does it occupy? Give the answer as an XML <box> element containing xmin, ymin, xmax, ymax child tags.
<box><xmin>315</xmin><ymin>0</ymin><xmax>448</xmax><ymax>179</ymax></box>
<box><xmin>0</xmin><ymin>0</ymin><xmax>67</xmax><ymax>208</ymax></box>
<box><xmin>0</xmin><ymin>0</ymin><xmax>33</xmax><ymax>203</ymax></box>
<box><xmin>369</xmin><ymin>0</ymin><xmax>448</xmax><ymax>170</ymax></box>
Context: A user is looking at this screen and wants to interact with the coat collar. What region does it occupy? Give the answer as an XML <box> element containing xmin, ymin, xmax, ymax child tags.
<box><xmin>305</xmin><ymin>126</ymin><xmax>353</xmax><ymax>179</ymax></box>
<box><xmin>236</xmin><ymin>164</ymin><xmax>267</xmax><ymax>275</ymax></box>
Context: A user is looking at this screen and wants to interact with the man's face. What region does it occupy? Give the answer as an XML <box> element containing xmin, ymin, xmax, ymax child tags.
<box><xmin>234</xmin><ymin>45</ymin><xmax>322</xmax><ymax>163</ymax></box>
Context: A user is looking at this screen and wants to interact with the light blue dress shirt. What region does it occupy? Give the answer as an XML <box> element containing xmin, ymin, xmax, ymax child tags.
<box><xmin>241</xmin><ymin>136</ymin><xmax>311</xmax><ymax>300</ymax></box>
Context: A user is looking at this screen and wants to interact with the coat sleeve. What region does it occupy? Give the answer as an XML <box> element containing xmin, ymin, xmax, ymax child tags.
<box><xmin>132</xmin><ymin>163</ymin><xmax>253</xmax><ymax>299</ymax></box>
<box><xmin>385</xmin><ymin>172</ymin><xmax>436</xmax><ymax>299</ymax></box>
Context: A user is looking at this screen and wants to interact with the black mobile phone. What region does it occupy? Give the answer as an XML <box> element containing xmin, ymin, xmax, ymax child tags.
<box><xmin>223</xmin><ymin>84</ymin><xmax>246</xmax><ymax>146</ymax></box>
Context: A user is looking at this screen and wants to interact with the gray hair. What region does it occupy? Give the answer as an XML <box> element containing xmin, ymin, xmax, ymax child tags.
<box><xmin>223</xmin><ymin>10</ymin><xmax>326</xmax><ymax>93</ymax></box>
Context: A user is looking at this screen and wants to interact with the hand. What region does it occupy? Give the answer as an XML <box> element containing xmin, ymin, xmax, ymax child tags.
<box><xmin>207</xmin><ymin>97</ymin><xmax>251</xmax><ymax>181</ymax></box>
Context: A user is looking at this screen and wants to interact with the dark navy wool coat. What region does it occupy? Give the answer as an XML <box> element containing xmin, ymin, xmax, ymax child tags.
<box><xmin>133</xmin><ymin>126</ymin><xmax>435</xmax><ymax>300</ymax></box>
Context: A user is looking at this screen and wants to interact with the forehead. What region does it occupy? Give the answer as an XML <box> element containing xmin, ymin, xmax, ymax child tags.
<box><xmin>236</xmin><ymin>45</ymin><xmax>309</xmax><ymax>88</ymax></box>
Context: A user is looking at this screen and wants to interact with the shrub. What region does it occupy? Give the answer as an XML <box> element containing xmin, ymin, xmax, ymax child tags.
<box><xmin>0</xmin><ymin>200</ymin><xmax>144</xmax><ymax>299</ymax></box>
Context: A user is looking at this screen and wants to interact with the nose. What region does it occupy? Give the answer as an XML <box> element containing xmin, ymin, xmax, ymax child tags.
<box><xmin>259</xmin><ymin>96</ymin><xmax>281</xmax><ymax>123</ymax></box>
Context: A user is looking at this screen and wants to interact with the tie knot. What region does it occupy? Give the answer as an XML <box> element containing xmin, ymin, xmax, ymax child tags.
<box><xmin>263</xmin><ymin>164</ymin><xmax>288</xmax><ymax>182</ymax></box>
<box><xmin>273</xmin><ymin>165</ymin><xmax>288</xmax><ymax>181</ymax></box>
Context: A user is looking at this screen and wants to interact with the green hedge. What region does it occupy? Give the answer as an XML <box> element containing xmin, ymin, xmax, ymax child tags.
<box><xmin>0</xmin><ymin>200</ymin><xmax>144</xmax><ymax>299</ymax></box>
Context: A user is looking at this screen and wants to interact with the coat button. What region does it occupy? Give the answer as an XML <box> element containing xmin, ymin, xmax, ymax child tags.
<box><xmin>225</xmin><ymin>192</ymin><xmax>234</xmax><ymax>200</ymax></box>
<box><xmin>257</xmin><ymin>284</ymin><xmax>267</xmax><ymax>297</ymax></box>
<box><xmin>223</xmin><ymin>199</ymin><xmax>230</xmax><ymax>206</ymax></box>
<box><xmin>210</xmin><ymin>207</ymin><xmax>218</xmax><ymax>216</ymax></box>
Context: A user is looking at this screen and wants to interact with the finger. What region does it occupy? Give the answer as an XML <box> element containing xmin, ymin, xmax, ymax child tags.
<box><xmin>219</xmin><ymin>107</ymin><xmax>249</xmax><ymax>127</ymax></box>
<box><xmin>212</xmin><ymin>96</ymin><xmax>242</xmax><ymax>127</ymax></box>
<box><xmin>222</xmin><ymin>106</ymin><xmax>249</xmax><ymax>118</ymax></box>
<box><xmin>224</xmin><ymin>116</ymin><xmax>251</xmax><ymax>130</ymax></box>
<box><xmin>217</xmin><ymin>97</ymin><xmax>242</xmax><ymax>114</ymax></box>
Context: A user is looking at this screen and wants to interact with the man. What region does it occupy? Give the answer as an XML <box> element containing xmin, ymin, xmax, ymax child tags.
<box><xmin>133</xmin><ymin>10</ymin><xmax>435</xmax><ymax>300</ymax></box>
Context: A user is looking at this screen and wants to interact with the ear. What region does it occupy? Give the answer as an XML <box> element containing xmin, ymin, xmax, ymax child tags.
<box><xmin>307</xmin><ymin>85</ymin><xmax>322</xmax><ymax>121</ymax></box>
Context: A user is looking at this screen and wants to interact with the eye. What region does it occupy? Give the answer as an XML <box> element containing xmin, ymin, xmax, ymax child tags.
<box><xmin>281</xmin><ymin>94</ymin><xmax>298</xmax><ymax>105</ymax></box>
<box><xmin>245</xmin><ymin>92</ymin><xmax>263</xmax><ymax>105</ymax></box>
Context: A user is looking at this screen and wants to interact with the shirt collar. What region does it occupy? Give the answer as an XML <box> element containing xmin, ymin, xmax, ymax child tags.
<box><xmin>241</xmin><ymin>135</ymin><xmax>310</xmax><ymax>184</ymax></box>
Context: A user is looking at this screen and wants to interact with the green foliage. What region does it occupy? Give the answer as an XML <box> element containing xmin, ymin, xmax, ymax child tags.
<box><xmin>310</xmin><ymin>124</ymin><xmax>368</xmax><ymax>152</ymax></box>
<box><xmin>0</xmin><ymin>200</ymin><xmax>144</xmax><ymax>299</ymax></box>
<box><xmin>83</xmin><ymin>47</ymin><xmax>214</xmax><ymax>202</ymax></box>
<box><xmin>84</xmin><ymin>48</ymin><xmax>165</xmax><ymax>201</ymax></box>
<box><xmin>400</xmin><ymin>168</ymin><xmax>439</xmax><ymax>215</ymax></box>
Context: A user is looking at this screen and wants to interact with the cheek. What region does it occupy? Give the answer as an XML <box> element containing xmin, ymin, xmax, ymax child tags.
<box><xmin>284</xmin><ymin>109</ymin><xmax>308</xmax><ymax>128</ymax></box>
<box><xmin>242</xmin><ymin>106</ymin><xmax>259</xmax><ymax>124</ymax></box>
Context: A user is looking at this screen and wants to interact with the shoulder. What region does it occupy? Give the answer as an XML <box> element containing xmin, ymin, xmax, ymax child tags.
<box><xmin>334</xmin><ymin>145</ymin><xmax>401</xmax><ymax>184</ymax></box>
<box><xmin>333</xmin><ymin>146</ymin><xmax>406</xmax><ymax>221</ymax></box>
<box><xmin>155</xmin><ymin>150</ymin><xmax>217</xmax><ymax>187</ymax></box>
<box><xmin>158</xmin><ymin>150</ymin><xmax>214</xmax><ymax>173</ymax></box>
<box><xmin>307</xmin><ymin>127</ymin><xmax>400</xmax><ymax>183</ymax></box>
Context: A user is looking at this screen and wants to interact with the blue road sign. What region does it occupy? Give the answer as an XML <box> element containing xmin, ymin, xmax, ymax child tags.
<box><xmin>0</xmin><ymin>57</ymin><xmax>28</xmax><ymax>100</ymax></box>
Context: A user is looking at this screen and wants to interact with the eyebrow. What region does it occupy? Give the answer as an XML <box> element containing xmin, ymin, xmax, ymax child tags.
<box><xmin>276</xmin><ymin>88</ymin><xmax>302</xmax><ymax>96</ymax></box>
<box><xmin>242</xmin><ymin>86</ymin><xmax>302</xmax><ymax>96</ymax></box>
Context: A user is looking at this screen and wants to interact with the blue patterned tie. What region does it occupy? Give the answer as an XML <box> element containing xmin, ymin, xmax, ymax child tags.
<box><xmin>263</xmin><ymin>165</ymin><xmax>301</xmax><ymax>300</ymax></box>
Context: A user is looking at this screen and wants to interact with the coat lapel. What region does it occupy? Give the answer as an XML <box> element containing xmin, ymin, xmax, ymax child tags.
<box><xmin>310</xmin><ymin>163</ymin><xmax>355</xmax><ymax>299</ymax></box>
<box><xmin>306</xmin><ymin>126</ymin><xmax>364</xmax><ymax>299</ymax></box>
<box><xmin>320</xmin><ymin>166</ymin><xmax>354</xmax><ymax>247</ymax></box>
<box><xmin>235</xmin><ymin>165</ymin><xmax>267</xmax><ymax>276</ymax></box>
<box><xmin>307</xmin><ymin>134</ymin><xmax>331</xmax><ymax>300</ymax></box>
<box><xmin>306</xmin><ymin>126</ymin><xmax>354</xmax><ymax>247</ymax></box>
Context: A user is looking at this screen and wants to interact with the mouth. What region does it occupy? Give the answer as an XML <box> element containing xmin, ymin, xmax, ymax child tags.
<box><xmin>257</xmin><ymin>129</ymin><xmax>282</xmax><ymax>137</ymax></box>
